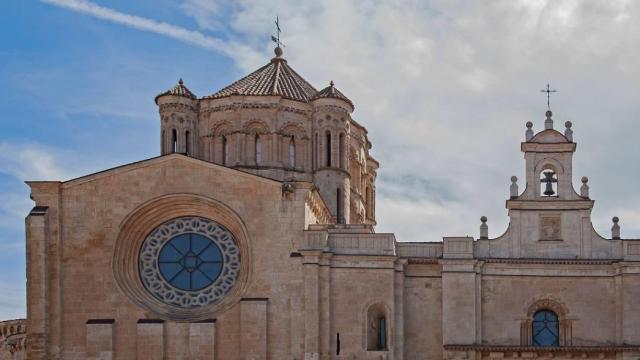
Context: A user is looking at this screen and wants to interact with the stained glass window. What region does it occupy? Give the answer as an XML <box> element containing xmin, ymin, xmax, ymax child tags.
<box><xmin>532</xmin><ymin>310</ymin><xmax>559</xmax><ymax>346</ymax></box>
<box><xmin>139</xmin><ymin>217</ymin><xmax>240</xmax><ymax>308</ymax></box>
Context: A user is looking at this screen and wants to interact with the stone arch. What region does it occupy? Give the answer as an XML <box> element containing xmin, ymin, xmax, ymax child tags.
<box><xmin>242</xmin><ymin>119</ymin><xmax>269</xmax><ymax>134</ymax></box>
<box><xmin>278</xmin><ymin>122</ymin><xmax>308</xmax><ymax>140</ymax></box>
<box><xmin>212</xmin><ymin>120</ymin><xmax>232</xmax><ymax>136</ymax></box>
<box><xmin>534</xmin><ymin>157</ymin><xmax>565</xmax><ymax>176</ymax></box>
<box><xmin>362</xmin><ymin>300</ymin><xmax>391</xmax><ymax>351</ymax></box>
<box><xmin>521</xmin><ymin>296</ymin><xmax>572</xmax><ymax>346</ymax></box>
<box><xmin>112</xmin><ymin>194</ymin><xmax>252</xmax><ymax>321</ymax></box>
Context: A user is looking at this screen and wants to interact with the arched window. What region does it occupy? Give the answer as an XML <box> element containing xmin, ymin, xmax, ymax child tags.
<box><xmin>339</xmin><ymin>133</ymin><xmax>345</xmax><ymax>169</ymax></box>
<box><xmin>366</xmin><ymin>303</ymin><xmax>388</xmax><ymax>351</ymax></box>
<box><xmin>289</xmin><ymin>137</ymin><xmax>296</xmax><ymax>168</ymax></box>
<box><xmin>161</xmin><ymin>130</ymin><xmax>166</xmax><ymax>153</ymax></box>
<box><xmin>171</xmin><ymin>129</ymin><xmax>178</xmax><ymax>153</ymax></box>
<box><xmin>366</xmin><ymin>186</ymin><xmax>371</xmax><ymax>218</ymax></box>
<box><xmin>325</xmin><ymin>131</ymin><xmax>332</xmax><ymax>167</ymax></box>
<box><xmin>336</xmin><ymin>188</ymin><xmax>343</xmax><ymax>224</ymax></box>
<box><xmin>314</xmin><ymin>133</ymin><xmax>319</xmax><ymax>169</ymax></box>
<box><xmin>222</xmin><ymin>136</ymin><xmax>228</xmax><ymax>166</ymax></box>
<box><xmin>532</xmin><ymin>310</ymin><xmax>559</xmax><ymax>347</ymax></box>
<box><xmin>539</xmin><ymin>169</ymin><xmax>558</xmax><ymax>197</ymax></box>
<box><xmin>255</xmin><ymin>134</ymin><xmax>262</xmax><ymax>165</ymax></box>
<box><xmin>185</xmin><ymin>131</ymin><xmax>190</xmax><ymax>155</ymax></box>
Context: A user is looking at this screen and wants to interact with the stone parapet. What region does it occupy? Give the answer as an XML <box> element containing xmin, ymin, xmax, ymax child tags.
<box><xmin>301</xmin><ymin>226</ymin><xmax>395</xmax><ymax>255</ymax></box>
<box><xmin>396</xmin><ymin>242</ymin><xmax>443</xmax><ymax>259</ymax></box>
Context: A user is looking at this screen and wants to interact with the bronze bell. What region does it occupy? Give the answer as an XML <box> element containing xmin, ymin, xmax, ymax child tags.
<box><xmin>541</xmin><ymin>171</ymin><xmax>557</xmax><ymax>196</ymax></box>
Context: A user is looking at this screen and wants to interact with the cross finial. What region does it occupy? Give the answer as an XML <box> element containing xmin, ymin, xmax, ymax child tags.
<box><xmin>540</xmin><ymin>83</ymin><xmax>557</xmax><ymax>111</ymax></box>
<box><xmin>271</xmin><ymin>16</ymin><xmax>285</xmax><ymax>56</ymax></box>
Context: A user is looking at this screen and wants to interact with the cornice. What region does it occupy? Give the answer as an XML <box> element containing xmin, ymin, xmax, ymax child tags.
<box><xmin>445</xmin><ymin>344</ymin><xmax>640</xmax><ymax>353</ymax></box>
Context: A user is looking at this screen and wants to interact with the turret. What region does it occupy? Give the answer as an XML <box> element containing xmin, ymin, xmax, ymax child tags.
<box><xmin>155</xmin><ymin>79</ymin><xmax>198</xmax><ymax>156</ymax></box>
<box><xmin>311</xmin><ymin>81</ymin><xmax>354</xmax><ymax>224</ymax></box>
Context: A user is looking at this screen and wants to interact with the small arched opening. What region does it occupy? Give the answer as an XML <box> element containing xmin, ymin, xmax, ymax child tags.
<box><xmin>222</xmin><ymin>136</ymin><xmax>228</xmax><ymax>166</ymax></box>
<box><xmin>289</xmin><ymin>137</ymin><xmax>296</xmax><ymax>168</ymax></box>
<box><xmin>366</xmin><ymin>303</ymin><xmax>388</xmax><ymax>351</ymax></box>
<box><xmin>325</xmin><ymin>131</ymin><xmax>332</xmax><ymax>167</ymax></box>
<box><xmin>255</xmin><ymin>134</ymin><xmax>262</xmax><ymax>165</ymax></box>
<box><xmin>339</xmin><ymin>133</ymin><xmax>345</xmax><ymax>169</ymax></box>
<box><xmin>185</xmin><ymin>130</ymin><xmax>191</xmax><ymax>155</ymax></box>
<box><xmin>532</xmin><ymin>309</ymin><xmax>559</xmax><ymax>347</ymax></box>
<box><xmin>171</xmin><ymin>129</ymin><xmax>178</xmax><ymax>153</ymax></box>
<box><xmin>538</xmin><ymin>165</ymin><xmax>559</xmax><ymax>197</ymax></box>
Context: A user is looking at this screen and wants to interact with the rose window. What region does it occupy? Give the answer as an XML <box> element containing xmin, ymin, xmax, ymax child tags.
<box><xmin>139</xmin><ymin>217</ymin><xmax>240</xmax><ymax>308</ymax></box>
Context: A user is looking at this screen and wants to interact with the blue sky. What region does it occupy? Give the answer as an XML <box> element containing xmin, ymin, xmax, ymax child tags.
<box><xmin>2</xmin><ymin>0</ymin><xmax>640</xmax><ymax>319</ymax></box>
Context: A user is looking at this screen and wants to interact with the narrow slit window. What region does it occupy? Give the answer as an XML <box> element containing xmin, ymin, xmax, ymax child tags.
<box><xmin>255</xmin><ymin>134</ymin><xmax>262</xmax><ymax>165</ymax></box>
<box><xmin>289</xmin><ymin>137</ymin><xmax>296</xmax><ymax>168</ymax></box>
<box><xmin>339</xmin><ymin>133</ymin><xmax>345</xmax><ymax>169</ymax></box>
<box><xmin>222</xmin><ymin>136</ymin><xmax>228</xmax><ymax>165</ymax></box>
<box><xmin>171</xmin><ymin>129</ymin><xmax>178</xmax><ymax>153</ymax></box>
<box><xmin>378</xmin><ymin>317</ymin><xmax>387</xmax><ymax>350</ymax></box>
<box><xmin>336</xmin><ymin>188</ymin><xmax>343</xmax><ymax>224</ymax></box>
<box><xmin>185</xmin><ymin>131</ymin><xmax>190</xmax><ymax>155</ymax></box>
<box><xmin>326</xmin><ymin>132</ymin><xmax>332</xmax><ymax>167</ymax></box>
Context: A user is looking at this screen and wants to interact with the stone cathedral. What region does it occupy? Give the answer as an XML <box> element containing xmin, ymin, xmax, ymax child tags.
<box><xmin>1</xmin><ymin>46</ymin><xmax>640</xmax><ymax>360</ymax></box>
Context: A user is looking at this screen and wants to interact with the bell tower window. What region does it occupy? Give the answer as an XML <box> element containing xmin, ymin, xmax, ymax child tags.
<box><xmin>255</xmin><ymin>134</ymin><xmax>262</xmax><ymax>165</ymax></box>
<box><xmin>540</xmin><ymin>169</ymin><xmax>558</xmax><ymax>197</ymax></box>
<box><xmin>185</xmin><ymin>131</ymin><xmax>190</xmax><ymax>155</ymax></box>
<box><xmin>326</xmin><ymin>131</ymin><xmax>332</xmax><ymax>167</ymax></box>
<box><xmin>339</xmin><ymin>133</ymin><xmax>345</xmax><ymax>169</ymax></box>
<box><xmin>289</xmin><ymin>137</ymin><xmax>296</xmax><ymax>168</ymax></box>
<box><xmin>171</xmin><ymin>129</ymin><xmax>178</xmax><ymax>153</ymax></box>
<box><xmin>222</xmin><ymin>136</ymin><xmax>228</xmax><ymax>166</ymax></box>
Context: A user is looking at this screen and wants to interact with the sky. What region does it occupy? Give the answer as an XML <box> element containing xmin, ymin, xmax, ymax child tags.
<box><xmin>1</xmin><ymin>0</ymin><xmax>640</xmax><ymax>319</ymax></box>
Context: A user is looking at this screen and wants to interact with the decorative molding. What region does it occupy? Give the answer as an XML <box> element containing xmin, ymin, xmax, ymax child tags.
<box><xmin>159</xmin><ymin>103</ymin><xmax>197</xmax><ymax>113</ymax></box>
<box><xmin>482</xmin><ymin>258</ymin><xmax>617</xmax><ymax>265</ymax></box>
<box><xmin>112</xmin><ymin>194</ymin><xmax>252</xmax><ymax>321</ymax></box>
<box><xmin>444</xmin><ymin>344</ymin><xmax>640</xmax><ymax>353</ymax></box>
<box><xmin>139</xmin><ymin>217</ymin><xmax>241</xmax><ymax>308</ymax></box>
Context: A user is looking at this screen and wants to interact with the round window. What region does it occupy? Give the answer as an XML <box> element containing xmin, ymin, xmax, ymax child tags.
<box><xmin>158</xmin><ymin>233</ymin><xmax>224</xmax><ymax>291</ymax></box>
<box><xmin>139</xmin><ymin>217</ymin><xmax>240</xmax><ymax>308</ymax></box>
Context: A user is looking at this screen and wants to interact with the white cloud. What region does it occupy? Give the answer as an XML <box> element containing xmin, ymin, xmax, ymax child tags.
<box><xmin>0</xmin><ymin>142</ymin><xmax>69</xmax><ymax>180</ymax></box>
<box><xmin>40</xmin><ymin>0</ymin><xmax>238</xmax><ymax>56</ymax></box>
<box><xmin>38</xmin><ymin>0</ymin><xmax>640</xmax><ymax>241</ymax></box>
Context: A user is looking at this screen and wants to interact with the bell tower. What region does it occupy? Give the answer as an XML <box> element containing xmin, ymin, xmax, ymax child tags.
<box><xmin>517</xmin><ymin>111</ymin><xmax>583</xmax><ymax>201</ymax></box>
<box><xmin>495</xmin><ymin>110</ymin><xmax>606</xmax><ymax>258</ymax></box>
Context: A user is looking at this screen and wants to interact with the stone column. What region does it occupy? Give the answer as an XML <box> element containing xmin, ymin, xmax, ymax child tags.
<box><xmin>85</xmin><ymin>319</ymin><xmax>114</xmax><ymax>360</ymax></box>
<box><xmin>136</xmin><ymin>320</ymin><xmax>165</xmax><ymax>360</ymax></box>
<box><xmin>442</xmin><ymin>237</ymin><xmax>477</xmax><ymax>359</ymax></box>
<box><xmin>189</xmin><ymin>320</ymin><xmax>215</xmax><ymax>360</ymax></box>
<box><xmin>393</xmin><ymin>259</ymin><xmax>406</xmax><ymax>360</ymax></box>
<box><xmin>301</xmin><ymin>250</ymin><xmax>322</xmax><ymax>359</ymax></box>
<box><xmin>240</xmin><ymin>299</ymin><xmax>268</xmax><ymax>360</ymax></box>
<box><xmin>319</xmin><ymin>253</ymin><xmax>332</xmax><ymax>359</ymax></box>
<box><xmin>26</xmin><ymin>207</ymin><xmax>49</xmax><ymax>360</ymax></box>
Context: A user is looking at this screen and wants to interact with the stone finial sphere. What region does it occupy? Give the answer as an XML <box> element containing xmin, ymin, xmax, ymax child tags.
<box><xmin>526</xmin><ymin>121</ymin><xmax>533</xmax><ymax>129</ymax></box>
<box><xmin>274</xmin><ymin>46</ymin><xmax>283</xmax><ymax>57</ymax></box>
<box><xmin>480</xmin><ymin>216</ymin><xmax>487</xmax><ymax>223</ymax></box>
<box><xmin>612</xmin><ymin>216</ymin><xmax>619</xmax><ymax>223</ymax></box>
<box><xmin>581</xmin><ymin>176</ymin><xmax>588</xmax><ymax>183</ymax></box>
<box><xmin>511</xmin><ymin>176</ymin><xmax>518</xmax><ymax>183</ymax></box>
<box><xmin>565</xmin><ymin>121</ymin><xmax>572</xmax><ymax>128</ymax></box>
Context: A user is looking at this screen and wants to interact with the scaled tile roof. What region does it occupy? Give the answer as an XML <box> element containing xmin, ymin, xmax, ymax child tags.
<box><xmin>312</xmin><ymin>80</ymin><xmax>354</xmax><ymax>108</ymax></box>
<box><xmin>204</xmin><ymin>49</ymin><xmax>318</xmax><ymax>102</ymax></box>
<box><xmin>155</xmin><ymin>79</ymin><xmax>197</xmax><ymax>103</ymax></box>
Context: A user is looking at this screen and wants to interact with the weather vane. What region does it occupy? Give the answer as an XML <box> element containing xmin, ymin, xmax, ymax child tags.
<box><xmin>540</xmin><ymin>83</ymin><xmax>557</xmax><ymax>111</ymax></box>
<box><xmin>271</xmin><ymin>16</ymin><xmax>285</xmax><ymax>49</ymax></box>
